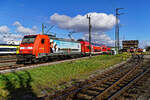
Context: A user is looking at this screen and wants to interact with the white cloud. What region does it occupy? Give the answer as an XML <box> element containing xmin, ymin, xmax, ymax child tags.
<box><xmin>50</xmin><ymin>12</ymin><xmax>116</xmax><ymax>32</ymax></box>
<box><xmin>0</xmin><ymin>25</ymin><xmax>10</xmax><ymax>33</ymax></box>
<box><xmin>13</xmin><ymin>21</ymin><xmax>38</xmax><ymax>35</ymax></box>
<box><xmin>139</xmin><ymin>40</ymin><xmax>150</xmax><ymax>48</ymax></box>
<box><xmin>13</xmin><ymin>21</ymin><xmax>22</xmax><ymax>27</ymax></box>
<box><xmin>0</xmin><ymin>33</ymin><xmax>23</xmax><ymax>44</ymax></box>
<box><xmin>83</xmin><ymin>32</ymin><xmax>115</xmax><ymax>46</ymax></box>
<box><xmin>50</xmin><ymin>12</ymin><xmax>116</xmax><ymax>46</ymax></box>
<box><xmin>0</xmin><ymin>21</ymin><xmax>38</xmax><ymax>44</ymax></box>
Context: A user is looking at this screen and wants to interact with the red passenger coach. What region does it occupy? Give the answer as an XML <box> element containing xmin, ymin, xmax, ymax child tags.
<box><xmin>79</xmin><ymin>40</ymin><xmax>102</xmax><ymax>55</ymax></box>
<box><xmin>101</xmin><ymin>45</ymin><xmax>107</xmax><ymax>53</ymax></box>
<box><xmin>80</xmin><ymin>41</ymin><xmax>91</xmax><ymax>53</ymax></box>
<box><xmin>101</xmin><ymin>45</ymin><xmax>111</xmax><ymax>54</ymax></box>
<box><xmin>93</xmin><ymin>46</ymin><xmax>101</xmax><ymax>52</ymax></box>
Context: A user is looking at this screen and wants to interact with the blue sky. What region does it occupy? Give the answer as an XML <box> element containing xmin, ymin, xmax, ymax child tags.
<box><xmin>0</xmin><ymin>0</ymin><xmax>150</xmax><ymax>47</ymax></box>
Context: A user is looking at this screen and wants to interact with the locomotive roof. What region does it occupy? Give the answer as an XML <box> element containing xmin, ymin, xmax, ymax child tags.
<box><xmin>24</xmin><ymin>34</ymin><xmax>80</xmax><ymax>43</ymax></box>
<box><xmin>48</xmin><ymin>35</ymin><xmax>80</xmax><ymax>43</ymax></box>
<box><xmin>0</xmin><ymin>44</ymin><xmax>19</xmax><ymax>46</ymax></box>
<box><xmin>24</xmin><ymin>35</ymin><xmax>37</xmax><ymax>38</ymax></box>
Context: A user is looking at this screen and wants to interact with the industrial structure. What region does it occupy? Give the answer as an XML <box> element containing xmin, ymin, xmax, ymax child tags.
<box><xmin>122</xmin><ymin>40</ymin><xmax>139</xmax><ymax>51</ymax></box>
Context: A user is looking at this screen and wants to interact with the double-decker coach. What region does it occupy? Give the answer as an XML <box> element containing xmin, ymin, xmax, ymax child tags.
<box><xmin>0</xmin><ymin>44</ymin><xmax>19</xmax><ymax>55</ymax></box>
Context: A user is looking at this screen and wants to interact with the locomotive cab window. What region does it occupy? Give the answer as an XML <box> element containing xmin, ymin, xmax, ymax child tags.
<box><xmin>22</xmin><ymin>35</ymin><xmax>37</xmax><ymax>43</ymax></box>
<box><xmin>41</xmin><ymin>39</ymin><xmax>45</xmax><ymax>44</ymax></box>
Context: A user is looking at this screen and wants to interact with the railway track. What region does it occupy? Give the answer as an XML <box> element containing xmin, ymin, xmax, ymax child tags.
<box><xmin>117</xmin><ymin>66</ymin><xmax>150</xmax><ymax>100</ymax></box>
<box><xmin>0</xmin><ymin>59</ymin><xmax>17</xmax><ymax>63</ymax></box>
<box><xmin>117</xmin><ymin>56</ymin><xmax>150</xmax><ymax>100</ymax></box>
<box><xmin>45</xmin><ymin>55</ymin><xmax>145</xmax><ymax>100</ymax></box>
<box><xmin>0</xmin><ymin>55</ymin><xmax>16</xmax><ymax>59</ymax></box>
<box><xmin>0</xmin><ymin>64</ymin><xmax>24</xmax><ymax>70</ymax></box>
<box><xmin>0</xmin><ymin>55</ymin><xmax>17</xmax><ymax>63</ymax></box>
<box><xmin>0</xmin><ymin>55</ymin><xmax>105</xmax><ymax>72</ymax></box>
<box><xmin>0</xmin><ymin>55</ymin><xmax>18</xmax><ymax>69</ymax></box>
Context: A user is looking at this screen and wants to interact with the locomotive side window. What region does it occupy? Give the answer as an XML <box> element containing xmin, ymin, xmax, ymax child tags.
<box><xmin>41</xmin><ymin>39</ymin><xmax>45</xmax><ymax>44</ymax></box>
<box><xmin>0</xmin><ymin>48</ymin><xmax>16</xmax><ymax>51</ymax></box>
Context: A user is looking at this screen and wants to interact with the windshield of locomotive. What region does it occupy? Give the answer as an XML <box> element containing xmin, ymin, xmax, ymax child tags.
<box><xmin>22</xmin><ymin>35</ymin><xmax>37</xmax><ymax>43</ymax></box>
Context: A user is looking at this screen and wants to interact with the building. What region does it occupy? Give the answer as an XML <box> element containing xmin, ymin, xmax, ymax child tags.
<box><xmin>122</xmin><ymin>40</ymin><xmax>139</xmax><ymax>51</ymax></box>
<box><xmin>7</xmin><ymin>40</ymin><xmax>21</xmax><ymax>45</ymax></box>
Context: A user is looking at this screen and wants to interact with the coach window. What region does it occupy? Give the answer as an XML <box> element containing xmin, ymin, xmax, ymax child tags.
<box><xmin>41</xmin><ymin>39</ymin><xmax>45</xmax><ymax>44</ymax></box>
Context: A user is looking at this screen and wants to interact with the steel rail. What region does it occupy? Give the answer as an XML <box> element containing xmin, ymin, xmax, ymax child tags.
<box><xmin>107</xmin><ymin>65</ymin><xmax>150</xmax><ymax>100</ymax></box>
<box><xmin>94</xmin><ymin>62</ymin><xmax>142</xmax><ymax>100</ymax></box>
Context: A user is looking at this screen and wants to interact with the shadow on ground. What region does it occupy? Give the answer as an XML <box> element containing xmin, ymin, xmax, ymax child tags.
<box><xmin>0</xmin><ymin>71</ymin><xmax>43</xmax><ymax>100</ymax></box>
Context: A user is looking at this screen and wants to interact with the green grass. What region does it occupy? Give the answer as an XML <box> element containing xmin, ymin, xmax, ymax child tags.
<box><xmin>0</xmin><ymin>54</ymin><xmax>129</xmax><ymax>99</ymax></box>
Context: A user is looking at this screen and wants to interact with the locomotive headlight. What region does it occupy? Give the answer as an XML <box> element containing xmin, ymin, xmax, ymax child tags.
<box><xmin>28</xmin><ymin>47</ymin><xmax>33</xmax><ymax>49</ymax></box>
<box><xmin>20</xmin><ymin>47</ymin><xmax>25</xmax><ymax>49</ymax></box>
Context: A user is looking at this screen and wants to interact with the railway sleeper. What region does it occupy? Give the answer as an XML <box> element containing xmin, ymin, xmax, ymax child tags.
<box><xmin>75</xmin><ymin>93</ymin><xmax>93</xmax><ymax>100</ymax></box>
<box><xmin>119</xmin><ymin>95</ymin><xmax>134</xmax><ymax>100</ymax></box>
<box><xmin>89</xmin><ymin>87</ymin><xmax>105</xmax><ymax>92</ymax></box>
<box><xmin>127</xmin><ymin>90</ymin><xmax>139</xmax><ymax>95</ymax></box>
<box><xmin>103</xmin><ymin>74</ymin><xmax>115</xmax><ymax>78</ymax></box>
<box><xmin>124</xmin><ymin>93</ymin><xmax>137</xmax><ymax>99</ymax></box>
<box><xmin>99</xmin><ymin>84</ymin><xmax>109</xmax><ymax>88</ymax></box>
<box><xmin>113</xmin><ymin>86</ymin><xmax>121</xmax><ymax>90</ymax></box>
<box><xmin>91</xmin><ymin>80</ymin><xmax>100</xmax><ymax>83</ymax></box>
<box><xmin>81</xmin><ymin>90</ymin><xmax>99</xmax><ymax>96</ymax></box>
<box><xmin>117</xmin><ymin>83</ymin><xmax>125</xmax><ymax>87</ymax></box>
<box><xmin>104</xmin><ymin>81</ymin><xmax>115</xmax><ymax>85</ymax></box>
<box><xmin>100</xmin><ymin>93</ymin><xmax>112</xmax><ymax>100</ymax></box>
<box><xmin>112</xmin><ymin>77</ymin><xmax>120</xmax><ymax>80</ymax></box>
<box><xmin>94</xmin><ymin>86</ymin><xmax>105</xmax><ymax>91</ymax></box>
<box><xmin>120</xmin><ymin>81</ymin><xmax>128</xmax><ymax>85</ymax></box>
<box><xmin>103</xmin><ymin>74</ymin><xmax>111</xmax><ymax>77</ymax></box>
<box><xmin>97</xmin><ymin>77</ymin><xmax>107</xmax><ymax>79</ymax></box>
<box><xmin>121</xmin><ymin>79</ymin><xmax>131</xmax><ymax>84</ymax></box>
<box><xmin>106</xmin><ymin>89</ymin><xmax>118</xmax><ymax>96</ymax></box>
<box><xmin>109</xmin><ymin>80</ymin><xmax>117</xmax><ymax>83</ymax></box>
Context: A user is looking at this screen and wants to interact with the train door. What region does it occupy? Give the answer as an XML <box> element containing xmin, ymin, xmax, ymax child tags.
<box><xmin>39</xmin><ymin>38</ymin><xmax>45</xmax><ymax>53</ymax></box>
<box><xmin>40</xmin><ymin>38</ymin><xmax>50</xmax><ymax>54</ymax></box>
<box><xmin>38</xmin><ymin>37</ymin><xmax>50</xmax><ymax>57</ymax></box>
<box><xmin>44</xmin><ymin>38</ymin><xmax>50</xmax><ymax>53</ymax></box>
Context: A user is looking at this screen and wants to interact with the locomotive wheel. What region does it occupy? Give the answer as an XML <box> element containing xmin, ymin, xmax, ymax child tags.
<box><xmin>44</xmin><ymin>57</ymin><xmax>49</xmax><ymax>62</ymax></box>
<box><xmin>16</xmin><ymin>60</ymin><xmax>23</xmax><ymax>64</ymax></box>
<box><xmin>32</xmin><ymin>58</ymin><xmax>39</xmax><ymax>64</ymax></box>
